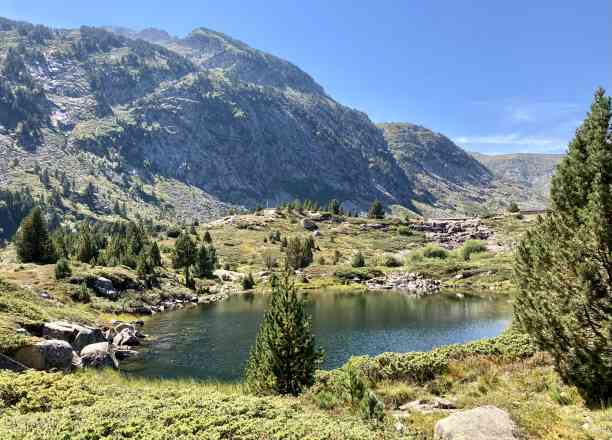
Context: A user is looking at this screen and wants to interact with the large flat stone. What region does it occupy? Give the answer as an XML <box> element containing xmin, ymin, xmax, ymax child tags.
<box><xmin>434</xmin><ymin>406</ymin><xmax>519</xmax><ymax>440</ymax></box>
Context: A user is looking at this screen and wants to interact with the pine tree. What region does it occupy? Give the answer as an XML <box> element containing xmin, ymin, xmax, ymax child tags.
<box><xmin>285</xmin><ymin>237</ymin><xmax>314</xmax><ymax>270</ymax></box>
<box><xmin>328</xmin><ymin>199</ymin><xmax>341</xmax><ymax>215</ymax></box>
<box><xmin>148</xmin><ymin>241</ymin><xmax>162</xmax><ymax>267</ymax></box>
<box><xmin>245</xmin><ymin>273</ymin><xmax>323</xmax><ymax>396</ymax></box>
<box><xmin>76</xmin><ymin>222</ymin><xmax>97</xmax><ymax>264</ymax></box>
<box><xmin>15</xmin><ymin>206</ymin><xmax>56</xmax><ymax>263</ymax></box>
<box><xmin>194</xmin><ymin>244</ymin><xmax>217</xmax><ymax>278</ymax></box>
<box><xmin>203</xmin><ymin>230</ymin><xmax>212</xmax><ymax>244</ymax></box>
<box><xmin>367</xmin><ymin>200</ymin><xmax>385</xmax><ymax>219</ymax></box>
<box><xmin>174</xmin><ymin>232</ymin><xmax>197</xmax><ymax>287</ymax></box>
<box><xmin>514</xmin><ymin>88</ymin><xmax>612</xmax><ymax>402</ymax></box>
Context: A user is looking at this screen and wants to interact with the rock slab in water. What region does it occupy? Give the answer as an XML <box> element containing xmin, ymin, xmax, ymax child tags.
<box><xmin>14</xmin><ymin>340</ymin><xmax>75</xmax><ymax>372</ymax></box>
<box><xmin>434</xmin><ymin>405</ymin><xmax>519</xmax><ymax>440</ymax></box>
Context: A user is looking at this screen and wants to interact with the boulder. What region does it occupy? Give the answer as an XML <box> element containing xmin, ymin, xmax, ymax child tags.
<box><xmin>301</xmin><ymin>218</ymin><xmax>318</xmax><ymax>231</ymax></box>
<box><xmin>92</xmin><ymin>277</ymin><xmax>119</xmax><ymax>299</ymax></box>
<box><xmin>80</xmin><ymin>342</ymin><xmax>118</xmax><ymax>369</ymax></box>
<box><xmin>434</xmin><ymin>406</ymin><xmax>519</xmax><ymax>440</ymax></box>
<box><xmin>42</xmin><ymin>321</ymin><xmax>105</xmax><ymax>352</ymax></box>
<box><xmin>42</xmin><ymin>321</ymin><xmax>77</xmax><ymax>341</ymax></box>
<box><xmin>14</xmin><ymin>340</ymin><xmax>75</xmax><ymax>372</ymax></box>
<box><xmin>399</xmin><ymin>397</ymin><xmax>456</xmax><ymax>413</ymax></box>
<box><xmin>113</xmin><ymin>328</ymin><xmax>140</xmax><ymax>346</ymax></box>
<box><xmin>73</xmin><ymin>327</ymin><xmax>105</xmax><ymax>352</ymax></box>
<box><xmin>0</xmin><ymin>353</ymin><xmax>28</xmax><ymax>372</ymax></box>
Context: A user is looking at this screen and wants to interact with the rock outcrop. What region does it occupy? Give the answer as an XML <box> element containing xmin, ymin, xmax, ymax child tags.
<box><xmin>410</xmin><ymin>219</ymin><xmax>494</xmax><ymax>249</ymax></box>
<box><xmin>365</xmin><ymin>272</ymin><xmax>441</xmax><ymax>295</ymax></box>
<box><xmin>434</xmin><ymin>406</ymin><xmax>520</xmax><ymax>440</ymax></box>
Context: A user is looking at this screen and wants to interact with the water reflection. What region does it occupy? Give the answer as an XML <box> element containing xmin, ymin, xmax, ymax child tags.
<box><xmin>123</xmin><ymin>291</ymin><xmax>511</xmax><ymax>381</ymax></box>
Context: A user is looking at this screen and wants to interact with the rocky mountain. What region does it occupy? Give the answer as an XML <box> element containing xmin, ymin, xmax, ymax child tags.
<box><xmin>379</xmin><ymin>123</ymin><xmax>551</xmax><ymax>215</ymax></box>
<box><xmin>0</xmin><ymin>16</ymin><xmax>558</xmax><ymax>223</ymax></box>
<box><xmin>0</xmin><ymin>17</ymin><xmax>415</xmax><ymax>224</ymax></box>
<box><xmin>471</xmin><ymin>152</ymin><xmax>563</xmax><ymax>200</ymax></box>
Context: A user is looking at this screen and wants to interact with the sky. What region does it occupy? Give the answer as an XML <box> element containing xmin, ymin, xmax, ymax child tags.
<box><xmin>2</xmin><ymin>0</ymin><xmax>610</xmax><ymax>154</ymax></box>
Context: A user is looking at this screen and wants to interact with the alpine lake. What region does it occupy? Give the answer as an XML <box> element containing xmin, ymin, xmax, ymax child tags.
<box><xmin>122</xmin><ymin>289</ymin><xmax>512</xmax><ymax>381</ymax></box>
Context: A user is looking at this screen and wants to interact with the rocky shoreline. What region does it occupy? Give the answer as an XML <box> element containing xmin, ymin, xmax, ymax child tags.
<box><xmin>365</xmin><ymin>272</ymin><xmax>441</xmax><ymax>295</ymax></box>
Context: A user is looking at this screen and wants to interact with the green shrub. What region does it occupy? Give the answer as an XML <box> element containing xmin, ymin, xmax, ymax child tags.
<box><xmin>359</xmin><ymin>391</ymin><xmax>384</xmax><ymax>423</ymax></box>
<box><xmin>460</xmin><ymin>240</ymin><xmax>487</xmax><ymax>261</ymax></box>
<box><xmin>71</xmin><ymin>282</ymin><xmax>90</xmax><ymax>303</ymax></box>
<box><xmin>241</xmin><ymin>272</ymin><xmax>255</xmax><ymax>290</ymax></box>
<box><xmin>378</xmin><ymin>254</ymin><xmax>402</xmax><ymax>267</ymax></box>
<box><xmin>422</xmin><ymin>244</ymin><xmax>448</xmax><ymax>259</ymax></box>
<box><xmin>353</xmin><ymin>333</ymin><xmax>535</xmax><ymax>384</ymax></box>
<box><xmin>397</xmin><ymin>226</ymin><xmax>412</xmax><ymax>236</ymax></box>
<box><xmin>54</xmin><ymin>258</ymin><xmax>72</xmax><ymax>280</ymax></box>
<box><xmin>351</xmin><ymin>252</ymin><xmax>365</xmax><ymax>268</ymax></box>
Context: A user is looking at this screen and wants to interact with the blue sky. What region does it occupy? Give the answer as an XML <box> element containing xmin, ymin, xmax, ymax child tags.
<box><xmin>2</xmin><ymin>0</ymin><xmax>610</xmax><ymax>154</ymax></box>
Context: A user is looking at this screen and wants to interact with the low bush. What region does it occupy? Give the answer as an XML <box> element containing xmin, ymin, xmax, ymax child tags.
<box><xmin>422</xmin><ymin>244</ymin><xmax>448</xmax><ymax>259</ymax></box>
<box><xmin>351</xmin><ymin>252</ymin><xmax>365</xmax><ymax>268</ymax></box>
<box><xmin>241</xmin><ymin>272</ymin><xmax>255</xmax><ymax>290</ymax></box>
<box><xmin>349</xmin><ymin>332</ymin><xmax>536</xmax><ymax>384</ymax></box>
<box><xmin>378</xmin><ymin>254</ymin><xmax>402</xmax><ymax>267</ymax></box>
<box><xmin>54</xmin><ymin>258</ymin><xmax>72</xmax><ymax>280</ymax></box>
<box><xmin>460</xmin><ymin>240</ymin><xmax>487</xmax><ymax>261</ymax></box>
<box><xmin>397</xmin><ymin>226</ymin><xmax>412</xmax><ymax>236</ymax></box>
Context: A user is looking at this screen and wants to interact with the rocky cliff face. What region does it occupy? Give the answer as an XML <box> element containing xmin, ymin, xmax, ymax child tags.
<box><xmin>0</xmin><ymin>17</ymin><xmax>413</xmax><ymax>222</ymax></box>
<box><xmin>379</xmin><ymin>123</ymin><xmax>552</xmax><ymax>215</ymax></box>
<box><xmin>471</xmin><ymin>152</ymin><xmax>563</xmax><ymax>200</ymax></box>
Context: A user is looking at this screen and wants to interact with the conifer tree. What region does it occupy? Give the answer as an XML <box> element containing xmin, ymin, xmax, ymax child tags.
<box><xmin>245</xmin><ymin>273</ymin><xmax>323</xmax><ymax>396</ymax></box>
<box><xmin>328</xmin><ymin>199</ymin><xmax>341</xmax><ymax>215</ymax></box>
<box><xmin>174</xmin><ymin>232</ymin><xmax>197</xmax><ymax>287</ymax></box>
<box><xmin>194</xmin><ymin>244</ymin><xmax>217</xmax><ymax>278</ymax></box>
<box><xmin>15</xmin><ymin>206</ymin><xmax>55</xmax><ymax>263</ymax></box>
<box><xmin>149</xmin><ymin>241</ymin><xmax>162</xmax><ymax>267</ymax></box>
<box><xmin>367</xmin><ymin>200</ymin><xmax>385</xmax><ymax>219</ymax></box>
<box><xmin>203</xmin><ymin>230</ymin><xmax>212</xmax><ymax>244</ymax></box>
<box><xmin>514</xmin><ymin>88</ymin><xmax>612</xmax><ymax>402</ymax></box>
<box><xmin>76</xmin><ymin>222</ymin><xmax>97</xmax><ymax>264</ymax></box>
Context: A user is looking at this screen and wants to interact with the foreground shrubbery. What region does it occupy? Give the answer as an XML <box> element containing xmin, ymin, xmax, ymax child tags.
<box><xmin>0</xmin><ymin>370</ymin><xmax>390</xmax><ymax>440</ymax></box>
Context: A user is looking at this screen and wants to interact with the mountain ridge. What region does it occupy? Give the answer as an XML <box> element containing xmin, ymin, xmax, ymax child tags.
<box><xmin>0</xmin><ymin>16</ymin><xmax>560</xmax><ymax>223</ymax></box>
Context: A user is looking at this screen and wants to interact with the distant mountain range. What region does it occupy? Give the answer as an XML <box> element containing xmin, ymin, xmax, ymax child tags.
<box><xmin>0</xmin><ymin>17</ymin><xmax>563</xmax><ymax>222</ymax></box>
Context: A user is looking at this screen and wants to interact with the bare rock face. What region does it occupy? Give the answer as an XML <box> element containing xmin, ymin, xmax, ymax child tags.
<box><xmin>14</xmin><ymin>340</ymin><xmax>75</xmax><ymax>372</ymax></box>
<box><xmin>434</xmin><ymin>406</ymin><xmax>520</xmax><ymax>440</ymax></box>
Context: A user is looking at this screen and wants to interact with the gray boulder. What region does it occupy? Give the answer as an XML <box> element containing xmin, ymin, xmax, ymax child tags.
<box><xmin>434</xmin><ymin>406</ymin><xmax>519</xmax><ymax>440</ymax></box>
<box><xmin>301</xmin><ymin>218</ymin><xmax>318</xmax><ymax>231</ymax></box>
<box><xmin>80</xmin><ymin>342</ymin><xmax>118</xmax><ymax>369</ymax></box>
<box><xmin>92</xmin><ymin>277</ymin><xmax>119</xmax><ymax>299</ymax></box>
<box><xmin>113</xmin><ymin>328</ymin><xmax>140</xmax><ymax>346</ymax></box>
<box><xmin>14</xmin><ymin>340</ymin><xmax>75</xmax><ymax>372</ymax></box>
<box><xmin>0</xmin><ymin>353</ymin><xmax>28</xmax><ymax>372</ymax></box>
<box><xmin>42</xmin><ymin>321</ymin><xmax>105</xmax><ymax>352</ymax></box>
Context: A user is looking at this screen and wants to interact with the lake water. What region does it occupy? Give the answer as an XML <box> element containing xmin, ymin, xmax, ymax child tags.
<box><xmin>123</xmin><ymin>291</ymin><xmax>512</xmax><ymax>381</ymax></box>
